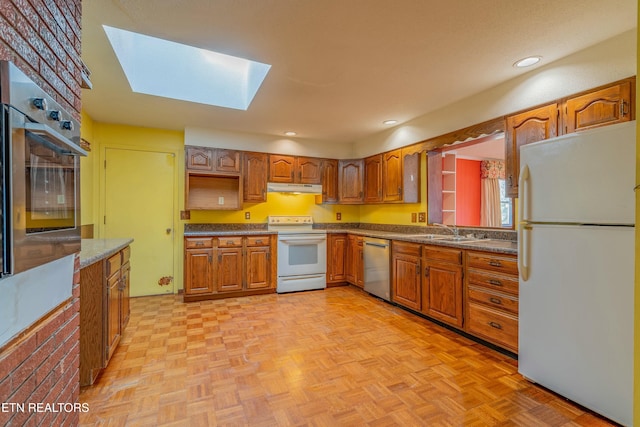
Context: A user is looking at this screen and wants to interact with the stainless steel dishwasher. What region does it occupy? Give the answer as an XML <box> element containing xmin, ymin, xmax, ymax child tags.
<box><xmin>363</xmin><ymin>237</ymin><xmax>391</xmax><ymax>301</ymax></box>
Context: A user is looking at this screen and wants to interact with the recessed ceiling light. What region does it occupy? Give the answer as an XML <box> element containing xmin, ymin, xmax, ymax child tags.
<box><xmin>284</xmin><ymin>131</ymin><xmax>297</xmax><ymax>136</ymax></box>
<box><xmin>513</xmin><ymin>56</ymin><xmax>542</xmax><ymax>68</ymax></box>
<box><xmin>383</xmin><ymin>120</ymin><xmax>398</xmax><ymax>125</ymax></box>
<box><xmin>103</xmin><ymin>25</ymin><xmax>271</xmax><ymax>110</ymax></box>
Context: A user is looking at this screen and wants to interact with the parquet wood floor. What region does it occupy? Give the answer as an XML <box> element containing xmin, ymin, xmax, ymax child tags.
<box><xmin>79</xmin><ymin>287</ymin><xmax>616</xmax><ymax>427</ymax></box>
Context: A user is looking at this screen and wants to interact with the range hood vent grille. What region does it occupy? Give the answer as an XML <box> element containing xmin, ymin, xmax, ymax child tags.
<box><xmin>267</xmin><ymin>182</ymin><xmax>323</xmax><ymax>194</ymax></box>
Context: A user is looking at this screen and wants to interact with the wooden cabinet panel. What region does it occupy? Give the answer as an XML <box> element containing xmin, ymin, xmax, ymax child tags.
<box><xmin>215</xmin><ymin>149</ymin><xmax>241</xmax><ymax>173</ymax></box>
<box><xmin>120</xmin><ymin>262</ymin><xmax>130</xmax><ymax>329</ymax></box>
<box><xmin>296</xmin><ymin>157</ymin><xmax>322</xmax><ymax>184</ymax></box>
<box><xmin>106</xmin><ymin>273</ymin><xmax>121</xmax><ymax>362</ymax></box>
<box><xmin>466</xmin><ymin>269</ymin><xmax>518</xmax><ymax>295</ymax></box>
<box><xmin>391</xmin><ymin>242</ymin><xmax>422</xmax><ymax>310</ymax></box>
<box><xmin>246</xmin><ymin>246</ymin><xmax>271</xmax><ymax>289</ymax></box>
<box><xmin>319</xmin><ymin>159</ymin><xmax>339</xmax><ymax>203</ymax></box>
<box><xmin>184</xmin><ymin>248</ymin><xmax>214</xmax><ymax>294</ymax></box>
<box><xmin>338</xmin><ymin>159</ymin><xmax>364</xmax><ymax>203</ymax></box>
<box><xmin>243</xmin><ymin>152</ymin><xmax>268</xmax><ymax>202</ymax></box>
<box><xmin>467</xmin><ymin>287</ymin><xmax>518</xmax><ymax>315</ymax></box>
<box><xmin>246</xmin><ymin>236</ymin><xmax>269</xmax><ymax>246</ymax></box>
<box><xmin>382</xmin><ymin>149</ymin><xmax>403</xmax><ymax>202</ymax></box>
<box><xmin>216</xmin><ymin>248</ymin><xmax>243</xmax><ymax>292</ymax></box>
<box><xmin>402</xmin><ymin>148</ymin><xmax>421</xmax><ymax>203</ymax></box>
<box><xmin>217</xmin><ymin>237</ymin><xmax>243</xmax><ymax>247</ymax></box>
<box><xmin>186</xmin><ymin>146</ymin><xmax>214</xmax><ymax>172</ymax></box>
<box><xmin>327</xmin><ymin>233</ymin><xmax>347</xmax><ymax>284</ymax></box>
<box><xmin>467</xmin><ymin>253</ymin><xmax>518</xmax><ymax>276</ymax></box>
<box><xmin>564</xmin><ymin>80</ymin><xmax>633</xmax><ymax>133</ymax></box>
<box><xmin>505</xmin><ymin>103</ymin><xmax>558</xmax><ymax>197</ymax></box>
<box><xmin>269</xmin><ymin>155</ymin><xmax>295</xmax><ymax>183</ymax></box>
<box><xmin>364</xmin><ymin>154</ymin><xmax>383</xmax><ymax>203</ymax></box>
<box><xmin>346</xmin><ymin>234</ymin><xmax>363</xmax><ymax>287</ymax></box>
<box><xmin>422</xmin><ymin>260</ymin><xmax>463</xmax><ymax>327</ymax></box>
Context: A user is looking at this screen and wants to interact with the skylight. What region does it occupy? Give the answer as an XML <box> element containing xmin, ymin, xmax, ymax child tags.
<box><xmin>103</xmin><ymin>25</ymin><xmax>271</xmax><ymax>110</ymax></box>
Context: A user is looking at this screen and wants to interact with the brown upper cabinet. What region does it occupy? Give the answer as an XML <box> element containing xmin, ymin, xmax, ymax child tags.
<box><xmin>268</xmin><ymin>155</ymin><xmax>322</xmax><ymax>184</ymax></box>
<box><xmin>401</xmin><ymin>148</ymin><xmax>421</xmax><ymax>203</ymax></box>
<box><xmin>563</xmin><ymin>79</ymin><xmax>633</xmax><ymax>133</ymax></box>
<box><xmin>243</xmin><ymin>152</ymin><xmax>268</xmax><ymax>203</ymax></box>
<box><xmin>186</xmin><ymin>146</ymin><xmax>241</xmax><ymax>175</ymax></box>
<box><xmin>338</xmin><ymin>159</ymin><xmax>365</xmax><ymax>203</ymax></box>
<box><xmin>364</xmin><ymin>154</ymin><xmax>383</xmax><ymax>203</ymax></box>
<box><xmin>504</xmin><ymin>103</ymin><xmax>559</xmax><ymax>197</ymax></box>
<box><xmin>319</xmin><ymin>159</ymin><xmax>339</xmax><ymax>204</ymax></box>
<box><xmin>382</xmin><ymin>149</ymin><xmax>403</xmax><ymax>202</ymax></box>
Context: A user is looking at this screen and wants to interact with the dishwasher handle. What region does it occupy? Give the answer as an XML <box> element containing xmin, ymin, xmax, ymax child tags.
<box><xmin>364</xmin><ymin>241</ymin><xmax>389</xmax><ymax>248</ymax></box>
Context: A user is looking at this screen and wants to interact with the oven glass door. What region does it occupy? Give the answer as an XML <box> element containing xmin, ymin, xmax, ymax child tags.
<box><xmin>24</xmin><ymin>132</ymin><xmax>77</xmax><ymax>234</ymax></box>
<box><xmin>277</xmin><ymin>234</ymin><xmax>327</xmax><ymax>276</ymax></box>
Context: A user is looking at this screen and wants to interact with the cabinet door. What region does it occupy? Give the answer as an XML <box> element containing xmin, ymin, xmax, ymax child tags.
<box><xmin>216</xmin><ymin>248</ymin><xmax>243</xmax><ymax>292</ymax></box>
<box><xmin>246</xmin><ymin>246</ymin><xmax>271</xmax><ymax>289</ymax></box>
<box><xmin>402</xmin><ymin>149</ymin><xmax>421</xmax><ymax>203</ymax></box>
<box><xmin>505</xmin><ymin>104</ymin><xmax>558</xmax><ymax>197</ymax></box>
<box><xmin>186</xmin><ymin>146</ymin><xmax>214</xmax><ymax>172</ymax></box>
<box><xmin>215</xmin><ymin>149</ymin><xmax>241</xmax><ymax>173</ymax></box>
<box><xmin>106</xmin><ymin>273</ymin><xmax>121</xmax><ymax>361</ymax></box>
<box><xmin>296</xmin><ymin>157</ymin><xmax>322</xmax><ymax>184</ymax></box>
<box><xmin>382</xmin><ymin>149</ymin><xmax>403</xmax><ymax>202</ymax></box>
<box><xmin>423</xmin><ymin>259</ymin><xmax>463</xmax><ymax>328</ymax></box>
<box><xmin>345</xmin><ymin>235</ymin><xmax>356</xmax><ymax>284</ymax></box>
<box><xmin>391</xmin><ymin>252</ymin><xmax>421</xmax><ymax>310</ymax></box>
<box><xmin>338</xmin><ymin>159</ymin><xmax>364</xmax><ymax>203</ymax></box>
<box><xmin>564</xmin><ymin>80</ymin><xmax>633</xmax><ymax>133</ymax></box>
<box><xmin>269</xmin><ymin>155</ymin><xmax>295</xmax><ymax>183</ymax></box>
<box><xmin>327</xmin><ymin>234</ymin><xmax>347</xmax><ymax>283</ymax></box>
<box><xmin>243</xmin><ymin>152</ymin><xmax>268</xmax><ymax>202</ymax></box>
<box><xmin>120</xmin><ymin>261</ymin><xmax>130</xmax><ymax>330</ymax></box>
<box><xmin>184</xmin><ymin>248</ymin><xmax>214</xmax><ymax>295</ymax></box>
<box><xmin>364</xmin><ymin>154</ymin><xmax>383</xmax><ymax>203</ymax></box>
<box><xmin>320</xmin><ymin>159</ymin><xmax>339</xmax><ymax>203</ymax></box>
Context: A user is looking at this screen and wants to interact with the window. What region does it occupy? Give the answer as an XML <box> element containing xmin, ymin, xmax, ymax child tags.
<box><xmin>499</xmin><ymin>179</ymin><xmax>512</xmax><ymax>228</ymax></box>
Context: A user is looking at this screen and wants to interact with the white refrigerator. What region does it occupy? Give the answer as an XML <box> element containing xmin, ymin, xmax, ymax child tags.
<box><xmin>518</xmin><ymin>121</ymin><xmax>635</xmax><ymax>426</ymax></box>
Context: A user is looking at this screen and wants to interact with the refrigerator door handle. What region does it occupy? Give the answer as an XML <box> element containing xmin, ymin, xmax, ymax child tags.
<box><xmin>518</xmin><ymin>164</ymin><xmax>530</xmax><ymax>221</ymax></box>
<box><xmin>518</xmin><ymin>223</ymin><xmax>530</xmax><ymax>281</ymax></box>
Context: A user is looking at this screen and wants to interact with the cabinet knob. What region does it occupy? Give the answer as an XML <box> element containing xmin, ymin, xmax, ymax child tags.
<box><xmin>488</xmin><ymin>321</ymin><xmax>502</xmax><ymax>330</ymax></box>
<box><xmin>489</xmin><ymin>297</ymin><xmax>502</xmax><ymax>305</ymax></box>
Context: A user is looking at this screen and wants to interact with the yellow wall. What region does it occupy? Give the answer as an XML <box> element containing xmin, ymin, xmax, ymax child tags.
<box><xmin>635</xmin><ymin>5</ymin><xmax>639</xmax><ymax>424</ymax></box>
<box><xmin>80</xmin><ymin>111</ymin><xmax>96</xmax><ymax>227</ymax></box>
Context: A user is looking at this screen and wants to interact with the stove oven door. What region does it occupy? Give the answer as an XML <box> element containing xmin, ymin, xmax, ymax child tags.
<box><xmin>276</xmin><ymin>233</ymin><xmax>327</xmax><ymax>293</ymax></box>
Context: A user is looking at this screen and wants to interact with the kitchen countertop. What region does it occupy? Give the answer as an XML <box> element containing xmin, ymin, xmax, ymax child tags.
<box><xmin>80</xmin><ymin>238</ymin><xmax>134</xmax><ymax>268</ymax></box>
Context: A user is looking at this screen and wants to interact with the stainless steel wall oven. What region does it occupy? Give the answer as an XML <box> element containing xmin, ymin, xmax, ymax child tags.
<box><xmin>0</xmin><ymin>61</ymin><xmax>86</xmax><ymax>276</ymax></box>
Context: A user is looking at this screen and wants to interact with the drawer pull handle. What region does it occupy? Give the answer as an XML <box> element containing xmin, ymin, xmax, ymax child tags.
<box><xmin>256</xmin><ymin>240</ymin><xmax>263</xmax><ymax>244</ymax></box>
<box><xmin>227</xmin><ymin>240</ymin><xmax>234</xmax><ymax>245</ymax></box>
<box><xmin>489</xmin><ymin>297</ymin><xmax>502</xmax><ymax>305</ymax></box>
<box><xmin>488</xmin><ymin>279</ymin><xmax>502</xmax><ymax>286</ymax></box>
<box><xmin>489</xmin><ymin>321</ymin><xmax>502</xmax><ymax>330</ymax></box>
<box><xmin>488</xmin><ymin>261</ymin><xmax>502</xmax><ymax>267</ymax></box>
<box><xmin>196</xmin><ymin>242</ymin><xmax>204</xmax><ymax>247</ymax></box>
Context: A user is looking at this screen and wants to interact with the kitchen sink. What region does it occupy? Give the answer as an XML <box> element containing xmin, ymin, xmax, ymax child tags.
<box><xmin>439</xmin><ymin>236</ymin><xmax>483</xmax><ymax>242</ymax></box>
<box><xmin>401</xmin><ymin>233</ymin><xmax>449</xmax><ymax>240</ymax></box>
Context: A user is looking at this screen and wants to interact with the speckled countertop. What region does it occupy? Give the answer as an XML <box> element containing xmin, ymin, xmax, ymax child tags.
<box><xmin>79</xmin><ymin>238</ymin><xmax>134</xmax><ymax>268</ymax></box>
<box><xmin>184</xmin><ymin>223</ymin><xmax>517</xmax><ymax>255</ymax></box>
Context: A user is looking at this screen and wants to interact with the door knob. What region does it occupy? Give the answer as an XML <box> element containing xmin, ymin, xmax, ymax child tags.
<box><xmin>166</xmin><ymin>228</ymin><xmax>172</xmax><ymax>235</ymax></box>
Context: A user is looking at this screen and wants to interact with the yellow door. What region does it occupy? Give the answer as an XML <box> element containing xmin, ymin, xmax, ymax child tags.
<box><xmin>104</xmin><ymin>148</ymin><xmax>175</xmax><ymax>296</ymax></box>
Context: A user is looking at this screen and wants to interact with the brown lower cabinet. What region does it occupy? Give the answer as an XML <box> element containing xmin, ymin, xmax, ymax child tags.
<box><xmin>345</xmin><ymin>234</ymin><xmax>364</xmax><ymax>287</ymax></box>
<box><xmin>326</xmin><ymin>233</ymin><xmax>348</xmax><ymax>285</ymax></box>
<box><xmin>183</xmin><ymin>235</ymin><xmax>276</xmax><ymax>302</ymax></box>
<box><xmin>80</xmin><ymin>245</ymin><xmax>131</xmax><ymax>386</ymax></box>
<box><xmin>391</xmin><ymin>239</ymin><xmax>519</xmax><ymax>353</ymax></box>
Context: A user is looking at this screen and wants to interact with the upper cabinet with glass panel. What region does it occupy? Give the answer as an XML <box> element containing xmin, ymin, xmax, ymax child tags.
<box><xmin>427</xmin><ymin>133</ymin><xmax>513</xmax><ymax>229</ymax></box>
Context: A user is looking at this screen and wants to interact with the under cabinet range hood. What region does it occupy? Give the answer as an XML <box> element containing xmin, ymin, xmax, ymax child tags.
<box><xmin>267</xmin><ymin>182</ymin><xmax>323</xmax><ymax>194</ymax></box>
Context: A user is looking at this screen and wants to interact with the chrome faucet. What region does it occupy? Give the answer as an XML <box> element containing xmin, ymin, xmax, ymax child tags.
<box><xmin>433</xmin><ymin>223</ymin><xmax>459</xmax><ymax>237</ymax></box>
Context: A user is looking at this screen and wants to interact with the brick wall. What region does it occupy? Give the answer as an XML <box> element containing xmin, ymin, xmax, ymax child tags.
<box><xmin>0</xmin><ymin>0</ymin><xmax>82</xmax><ymax>118</ymax></box>
<box><xmin>0</xmin><ymin>1</ymin><xmax>82</xmax><ymax>425</ymax></box>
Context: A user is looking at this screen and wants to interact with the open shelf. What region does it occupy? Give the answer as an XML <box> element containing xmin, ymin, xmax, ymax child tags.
<box><xmin>441</xmin><ymin>153</ymin><xmax>456</xmax><ymax>225</ymax></box>
<box><xmin>186</xmin><ymin>173</ymin><xmax>242</xmax><ymax>210</ymax></box>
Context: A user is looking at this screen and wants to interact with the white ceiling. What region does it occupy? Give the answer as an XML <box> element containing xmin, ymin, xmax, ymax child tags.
<box><xmin>81</xmin><ymin>0</ymin><xmax>637</xmax><ymax>144</ymax></box>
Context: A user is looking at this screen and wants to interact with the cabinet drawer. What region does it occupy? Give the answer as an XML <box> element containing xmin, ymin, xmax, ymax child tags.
<box><xmin>466</xmin><ymin>269</ymin><xmax>519</xmax><ymax>296</ymax></box>
<box><xmin>423</xmin><ymin>246</ymin><xmax>461</xmax><ymax>264</ymax></box>
<box><xmin>217</xmin><ymin>237</ymin><xmax>243</xmax><ymax>248</ymax></box>
<box><xmin>246</xmin><ymin>236</ymin><xmax>270</xmax><ymax>246</ymax></box>
<box><xmin>467</xmin><ymin>302</ymin><xmax>518</xmax><ymax>352</ymax></box>
<box><xmin>467</xmin><ymin>252</ymin><xmax>518</xmax><ymax>276</ymax></box>
<box><xmin>185</xmin><ymin>238</ymin><xmax>213</xmax><ymax>249</ymax></box>
<box><xmin>467</xmin><ymin>287</ymin><xmax>518</xmax><ymax>315</ymax></box>
<box><xmin>392</xmin><ymin>241</ymin><xmax>421</xmax><ymax>257</ymax></box>
<box><xmin>106</xmin><ymin>252</ymin><xmax>121</xmax><ymax>277</ymax></box>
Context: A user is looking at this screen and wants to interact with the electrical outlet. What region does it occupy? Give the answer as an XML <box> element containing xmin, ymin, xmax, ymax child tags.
<box><xmin>245</xmin><ymin>211</ymin><xmax>250</xmax><ymax>220</ymax></box>
<box><xmin>411</xmin><ymin>213</ymin><xmax>417</xmax><ymax>223</ymax></box>
<box><xmin>180</xmin><ymin>210</ymin><xmax>191</xmax><ymax>220</ymax></box>
<box><xmin>418</xmin><ymin>212</ymin><xmax>426</xmax><ymax>223</ymax></box>
<box><xmin>218</xmin><ymin>196</ymin><xmax>225</xmax><ymax>205</ymax></box>
<box><xmin>336</xmin><ymin>212</ymin><xmax>342</xmax><ymax>221</ymax></box>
